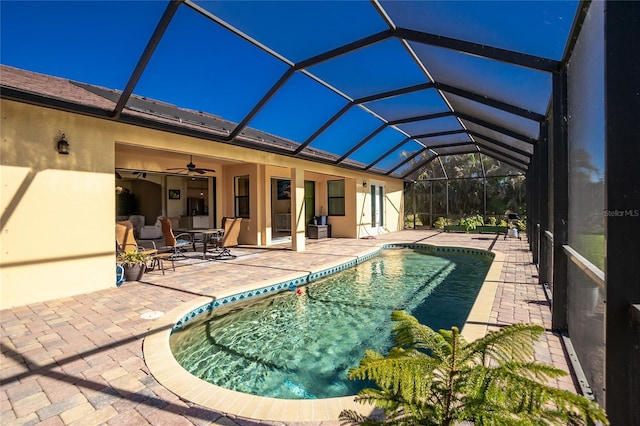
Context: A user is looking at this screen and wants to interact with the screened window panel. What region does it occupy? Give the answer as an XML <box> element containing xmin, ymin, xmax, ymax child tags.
<box><xmin>445</xmin><ymin>93</ymin><xmax>540</xmax><ymax>140</ymax></box>
<box><xmin>248</xmin><ymin>72</ymin><xmax>349</xmax><ymax>145</ymax></box>
<box><xmin>567</xmin><ymin>261</ymin><xmax>605</xmax><ymax>404</ymax></box>
<box><xmin>305</xmin><ymin>106</ymin><xmax>383</xmax><ymax>157</ymax></box>
<box><xmin>448</xmin><ymin>178</ymin><xmax>484</xmax><ymax>216</ymax></box>
<box><xmin>424</xmin><ymin>143</ymin><xmax>476</xmax><ymax>154</ymax></box>
<box><xmin>396</xmin><ymin>152</ymin><xmax>437</xmax><ymax>179</ymax></box>
<box><xmin>138</xmin><ymin>6</ymin><xmax>289</xmax><ymax>124</ymax></box>
<box><xmin>439</xmin><ymin>153</ymin><xmax>483</xmax><ymax>179</ymax></box>
<box><xmin>475</xmin><ymin>139</ymin><xmax>531</xmax><ymax>164</ymax></box>
<box><xmin>380</xmin><ymin>0</ymin><xmax>578</xmax><ymax>60</ymax></box>
<box><xmin>363</xmin><ymin>88</ymin><xmax>450</xmax><ymax>122</ymax></box>
<box><xmin>411</xmin><ymin>43</ymin><xmax>552</xmax><ymax>114</ymax></box>
<box><xmin>416</xmin><ymin>157</ymin><xmax>445</xmax><ymax>180</ymax></box>
<box><xmin>347</xmin><ymin>127</ymin><xmax>408</xmax><ymax>165</ymax></box>
<box><xmin>567</xmin><ymin>0</ymin><xmax>605</xmax><ymax>271</ymax></box>
<box><xmin>481</xmin><ymin>152</ymin><xmax>527</xmax><ymax>172</ymax></box>
<box><xmin>395</xmin><ymin>115</ymin><xmax>463</xmax><ymax>137</ymax></box>
<box><xmin>464</xmin><ymin>121</ymin><xmax>535</xmax><ymax>154</ymax></box>
<box><xmin>485</xmin><ymin>177</ymin><xmax>506</xmax><ymax>216</ymax></box>
<box><xmin>418</xmin><ymin>133</ymin><xmax>472</xmax><ymax>146</ymax></box>
<box><xmin>307</xmin><ymin>39</ymin><xmax>427</xmax><ymax>99</ymax></box>
<box><xmin>414</xmin><ymin>183</ymin><xmax>432</xmax><ymax>226</ymax></box>
<box><xmin>192</xmin><ymin>1</ymin><xmax>387</xmax><ymax>63</ymax></box>
<box><xmin>374</xmin><ymin>140</ymin><xmax>424</xmax><ymax>172</ymax></box>
<box><xmin>485</xmin><ymin>175</ymin><xmax>526</xmax><ymax>215</ymax></box>
<box><xmin>392</xmin><ymin>162</ymin><xmax>419</xmax><ymax>178</ymax></box>
<box><xmin>482</xmin><ymin>155</ymin><xmax>525</xmax><ymax>177</ymax></box>
<box><xmin>431</xmin><ymin>181</ymin><xmax>448</xmax><ymax>216</ymax></box>
<box><xmin>431</xmin><ymin>146</ymin><xmax>478</xmax><ymax>156</ymax></box>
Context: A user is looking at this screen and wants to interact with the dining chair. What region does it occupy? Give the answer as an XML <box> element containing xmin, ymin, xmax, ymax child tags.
<box><xmin>210</xmin><ymin>217</ymin><xmax>242</xmax><ymax>260</ymax></box>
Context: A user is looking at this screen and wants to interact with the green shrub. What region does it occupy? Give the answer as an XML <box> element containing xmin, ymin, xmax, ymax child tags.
<box><xmin>433</xmin><ymin>217</ymin><xmax>449</xmax><ymax>229</ymax></box>
<box><xmin>457</xmin><ymin>214</ymin><xmax>484</xmax><ymax>232</ymax></box>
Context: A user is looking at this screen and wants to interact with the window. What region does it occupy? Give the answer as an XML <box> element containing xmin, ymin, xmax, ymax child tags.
<box><xmin>328</xmin><ymin>180</ymin><xmax>345</xmax><ymax>216</ymax></box>
<box><xmin>234</xmin><ymin>175</ymin><xmax>250</xmax><ymax>218</ymax></box>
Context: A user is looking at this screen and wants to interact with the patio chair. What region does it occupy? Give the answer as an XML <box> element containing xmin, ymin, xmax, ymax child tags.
<box><xmin>210</xmin><ymin>217</ymin><xmax>242</xmax><ymax>260</ymax></box>
<box><xmin>159</xmin><ymin>217</ymin><xmax>192</xmax><ymax>259</ymax></box>
<box><xmin>116</xmin><ymin>220</ymin><xmax>158</xmax><ymax>256</ymax></box>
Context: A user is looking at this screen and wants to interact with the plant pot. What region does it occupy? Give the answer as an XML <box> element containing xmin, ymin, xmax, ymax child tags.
<box><xmin>122</xmin><ymin>263</ymin><xmax>145</xmax><ymax>282</ymax></box>
<box><xmin>477</xmin><ymin>226</ymin><xmax>508</xmax><ymax>234</ymax></box>
<box><xmin>444</xmin><ymin>225</ymin><xmax>469</xmax><ymax>233</ymax></box>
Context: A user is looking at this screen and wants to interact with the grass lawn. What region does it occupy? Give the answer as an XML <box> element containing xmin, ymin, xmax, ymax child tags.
<box><xmin>572</xmin><ymin>234</ymin><xmax>605</xmax><ymax>271</ymax></box>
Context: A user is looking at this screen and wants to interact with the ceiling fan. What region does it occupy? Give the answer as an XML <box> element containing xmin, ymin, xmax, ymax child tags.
<box><xmin>167</xmin><ymin>155</ymin><xmax>216</xmax><ymax>175</ymax></box>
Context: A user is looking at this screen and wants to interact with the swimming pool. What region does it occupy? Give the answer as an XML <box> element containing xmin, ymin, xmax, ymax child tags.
<box><xmin>169</xmin><ymin>245</ymin><xmax>492</xmax><ymax>400</ymax></box>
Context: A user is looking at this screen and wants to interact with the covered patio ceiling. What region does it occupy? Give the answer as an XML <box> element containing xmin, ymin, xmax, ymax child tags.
<box><xmin>0</xmin><ymin>0</ymin><xmax>584</xmax><ymax>180</ymax></box>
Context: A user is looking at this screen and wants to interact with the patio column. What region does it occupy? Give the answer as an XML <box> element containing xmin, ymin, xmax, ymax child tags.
<box><xmin>551</xmin><ymin>67</ymin><xmax>569</xmax><ymax>331</ymax></box>
<box><xmin>530</xmin><ymin>142</ymin><xmax>540</xmax><ymax>264</ymax></box>
<box><xmin>538</xmin><ymin>121</ymin><xmax>550</xmax><ymax>285</ymax></box>
<box><xmin>290</xmin><ymin>166</ymin><xmax>305</xmax><ymax>252</ymax></box>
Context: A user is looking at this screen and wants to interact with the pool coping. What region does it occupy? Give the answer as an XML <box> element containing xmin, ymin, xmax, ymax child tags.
<box><xmin>143</xmin><ymin>242</ymin><xmax>504</xmax><ymax>422</ymax></box>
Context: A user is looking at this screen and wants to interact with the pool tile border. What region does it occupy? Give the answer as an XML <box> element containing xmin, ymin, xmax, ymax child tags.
<box><xmin>144</xmin><ymin>243</ymin><xmax>502</xmax><ymax>422</ymax></box>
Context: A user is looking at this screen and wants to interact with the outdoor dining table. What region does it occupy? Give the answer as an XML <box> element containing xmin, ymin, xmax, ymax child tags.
<box><xmin>174</xmin><ymin>228</ymin><xmax>223</xmax><ymax>260</ymax></box>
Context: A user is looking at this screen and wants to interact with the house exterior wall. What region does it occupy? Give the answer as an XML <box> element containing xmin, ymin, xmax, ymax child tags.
<box><xmin>1</xmin><ymin>99</ymin><xmax>115</xmax><ymax>309</ymax></box>
<box><xmin>0</xmin><ymin>98</ymin><xmax>405</xmax><ymax>308</ymax></box>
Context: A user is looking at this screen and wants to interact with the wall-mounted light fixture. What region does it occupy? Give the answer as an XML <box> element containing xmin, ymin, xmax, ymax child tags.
<box><xmin>56</xmin><ymin>134</ymin><xmax>70</xmax><ymax>155</ymax></box>
<box><xmin>363</xmin><ymin>180</ymin><xmax>368</xmax><ymax>188</ymax></box>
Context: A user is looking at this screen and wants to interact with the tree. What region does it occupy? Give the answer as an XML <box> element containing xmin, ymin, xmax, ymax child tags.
<box><xmin>340</xmin><ymin>311</ymin><xmax>608</xmax><ymax>426</ymax></box>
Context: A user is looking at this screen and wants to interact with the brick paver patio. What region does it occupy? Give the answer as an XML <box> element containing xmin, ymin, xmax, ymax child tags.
<box><xmin>1</xmin><ymin>230</ymin><xmax>579</xmax><ymax>425</ymax></box>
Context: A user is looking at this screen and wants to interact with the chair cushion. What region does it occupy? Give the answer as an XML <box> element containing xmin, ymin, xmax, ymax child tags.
<box><xmin>140</xmin><ymin>226</ymin><xmax>163</xmax><ymax>239</ymax></box>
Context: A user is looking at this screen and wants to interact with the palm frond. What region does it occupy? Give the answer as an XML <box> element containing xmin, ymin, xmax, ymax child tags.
<box><xmin>466</xmin><ymin>323</ymin><xmax>544</xmax><ymax>364</ymax></box>
<box><xmin>340</xmin><ymin>312</ymin><xmax>608</xmax><ymax>426</ymax></box>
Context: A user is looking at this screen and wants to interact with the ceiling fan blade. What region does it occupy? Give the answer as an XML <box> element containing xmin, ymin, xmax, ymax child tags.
<box><xmin>197</xmin><ymin>168</ymin><xmax>216</xmax><ymax>173</ymax></box>
<box><xmin>166</xmin><ymin>167</ymin><xmax>186</xmax><ymax>171</ymax></box>
<box><xmin>196</xmin><ymin>169</ymin><xmax>206</xmax><ymax>174</ymax></box>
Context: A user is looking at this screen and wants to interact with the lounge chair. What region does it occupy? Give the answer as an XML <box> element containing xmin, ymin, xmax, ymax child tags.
<box><xmin>210</xmin><ymin>217</ymin><xmax>242</xmax><ymax>260</ymax></box>
<box><xmin>159</xmin><ymin>217</ymin><xmax>192</xmax><ymax>259</ymax></box>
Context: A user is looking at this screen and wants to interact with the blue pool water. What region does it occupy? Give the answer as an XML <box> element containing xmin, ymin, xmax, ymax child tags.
<box><xmin>169</xmin><ymin>247</ymin><xmax>491</xmax><ymax>399</ymax></box>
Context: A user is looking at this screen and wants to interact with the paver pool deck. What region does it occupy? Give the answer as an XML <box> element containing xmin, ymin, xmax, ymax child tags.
<box><xmin>1</xmin><ymin>230</ymin><xmax>579</xmax><ymax>425</ymax></box>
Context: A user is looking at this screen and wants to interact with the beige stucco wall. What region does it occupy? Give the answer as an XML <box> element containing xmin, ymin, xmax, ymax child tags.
<box><xmin>1</xmin><ymin>100</ymin><xmax>116</xmax><ymax>309</ymax></box>
<box><xmin>1</xmin><ymin>97</ymin><xmax>406</xmax><ymax>308</ymax></box>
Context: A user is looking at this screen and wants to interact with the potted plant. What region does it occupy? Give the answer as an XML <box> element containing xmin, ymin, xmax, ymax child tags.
<box><xmin>117</xmin><ymin>250</ymin><xmax>150</xmax><ymax>282</ymax></box>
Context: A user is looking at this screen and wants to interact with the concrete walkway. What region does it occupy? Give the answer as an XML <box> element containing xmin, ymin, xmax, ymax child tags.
<box><xmin>1</xmin><ymin>230</ymin><xmax>578</xmax><ymax>425</ymax></box>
